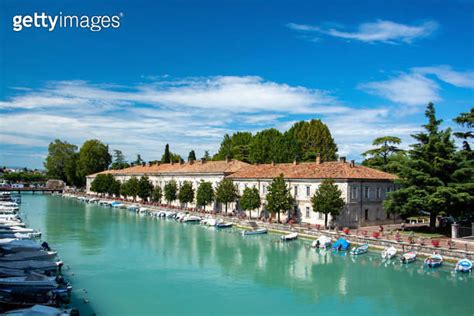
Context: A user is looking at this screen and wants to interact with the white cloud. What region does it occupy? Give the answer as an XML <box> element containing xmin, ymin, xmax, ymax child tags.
<box><xmin>287</xmin><ymin>20</ymin><xmax>438</xmax><ymax>44</ymax></box>
<box><xmin>412</xmin><ymin>65</ymin><xmax>474</xmax><ymax>88</ymax></box>
<box><xmin>359</xmin><ymin>73</ymin><xmax>441</xmax><ymax>105</ymax></box>
<box><xmin>0</xmin><ymin>76</ymin><xmax>425</xmax><ymax>167</ymax></box>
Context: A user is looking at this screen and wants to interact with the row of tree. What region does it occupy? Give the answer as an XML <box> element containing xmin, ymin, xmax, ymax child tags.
<box><xmin>213</xmin><ymin>119</ymin><xmax>338</xmax><ymax>163</ymax></box>
<box><xmin>90</xmin><ymin>173</ymin><xmax>346</xmax><ymax>227</ymax></box>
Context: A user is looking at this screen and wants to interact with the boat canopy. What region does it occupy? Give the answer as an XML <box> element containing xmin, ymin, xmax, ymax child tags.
<box><xmin>332</xmin><ymin>238</ymin><xmax>350</xmax><ymax>250</ymax></box>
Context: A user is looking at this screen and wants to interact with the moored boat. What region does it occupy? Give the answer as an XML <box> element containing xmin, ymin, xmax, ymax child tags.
<box><xmin>455</xmin><ymin>258</ymin><xmax>472</xmax><ymax>273</ymax></box>
<box><xmin>381</xmin><ymin>246</ymin><xmax>397</xmax><ymax>259</ymax></box>
<box><xmin>0</xmin><ymin>260</ymin><xmax>63</xmax><ymax>272</ymax></box>
<box><xmin>281</xmin><ymin>232</ymin><xmax>298</xmax><ymax>241</ymax></box>
<box><xmin>312</xmin><ymin>235</ymin><xmax>332</xmax><ymax>248</ymax></box>
<box><xmin>401</xmin><ymin>251</ymin><xmax>417</xmax><ymax>264</ymax></box>
<box><xmin>183</xmin><ymin>215</ymin><xmax>201</xmax><ymax>223</ymax></box>
<box><xmin>424</xmin><ymin>253</ymin><xmax>443</xmax><ymax>268</ymax></box>
<box><xmin>332</xmin><ymin>238</ymin><xmax>350</xmax><ymax>251</ymax></box>
<box><xmin>0</xmin><ymin>250</ymin><xmax>57</xmax><ymax>262</ymax></box>
<box><xmin>350</xmin><ymin>243</ymin><xmax>369</xmax><ymax>255</ymax></box>
<box><xmin>3</xmin><ymin>304</ymin><xmax>76</xmax><ymax>316</ymax></box>
<box><xmin>242</xmin><ymin>228</ymin><xmax>268</xmax><ymax>236</ymax></box>
<box><xmin>216</xmin><ymin>222</ymin><xmax>233</xmax><ymax>228</ymax></box>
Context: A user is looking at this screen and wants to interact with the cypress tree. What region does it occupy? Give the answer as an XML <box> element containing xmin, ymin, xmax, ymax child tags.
<box><xmin>162</xmin><ymin>144</ymin><xmax>171</xmax><ymax>163</ymax></box>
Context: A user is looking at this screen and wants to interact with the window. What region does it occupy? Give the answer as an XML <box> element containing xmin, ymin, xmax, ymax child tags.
<box><xmin>365</xmin><ymin>209</ymin><xmax>369</xmax><ymax>220</ymax></box>
<box><xmin>306</xmin><ymin>186</ymin><xmax>311</xmax><ymax>197</ymax></box>
<box><xmin>376</xmin><ymin>187</ymin><xmax>381</xmax><ymax>199</ymax></box>
<box><xmin>262</xmin><ymin>185</ymin><xmax>266</xmax><ymax>194</ymax></box>
<box><xmin>364</xmin><ymin>187</ymin><xmax>370</xmax><ymax>199</ymax></box>
<box><xmin>305</xmin><ymin>207</ymin><xmax>310</xmax><ymax>218</ymax></box>
<box><xmin>386</xmin><ymin>186</ymin><xmax>392</xmax><ymax>194</ymax></box>
<box><xmin>318</xmin><ymin>212</ymin><xmax>323</xmax><ymax>220</ymax></box>
<box><xmin>386</xmin><ymin>212</ymin><xmax>390</xmax><ymax>219</ymax></box>
<box><xmin>294</xmin><ymin>186</ymin><xmax>298</xmax><ymax>197</ymax></box>
<box><xmin>351</xmin><ymin>187</ymin><xmax>358</xmax><ymax>199</ymax></box>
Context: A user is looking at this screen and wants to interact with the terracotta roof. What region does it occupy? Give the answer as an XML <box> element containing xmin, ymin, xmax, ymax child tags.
<box><xmin>227</xmin><ymin>161</ymin><xmax>397</xmax><ymax>181</ymax></box>
<box><xmin>88</xmin><ymin>159</ymin><xmax>249</xmax><ymax>177</ymax></box>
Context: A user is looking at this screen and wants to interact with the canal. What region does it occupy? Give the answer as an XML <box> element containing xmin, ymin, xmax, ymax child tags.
<box><xmin>19</xmin><ymin>194</ymin><xmax>474</xmax><ymax>315</ymax></box>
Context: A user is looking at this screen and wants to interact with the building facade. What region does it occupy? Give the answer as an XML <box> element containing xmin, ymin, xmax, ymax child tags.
<box><xmin>86</xmin><ymin>157</ymin><xmax>398</xmax><ymax>228</ymax></box>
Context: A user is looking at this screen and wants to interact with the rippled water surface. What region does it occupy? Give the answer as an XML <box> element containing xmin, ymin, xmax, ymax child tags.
<box><xmin>19</xmin><ymin>194</ymin><xmax>474</xmax><ymax>316</ymax></box>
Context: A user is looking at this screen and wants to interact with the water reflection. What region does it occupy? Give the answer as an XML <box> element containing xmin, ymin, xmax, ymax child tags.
<box><xmin>22</xmin><ymin>195</ymin><xmax>474</xmax><ymax>316</ymax></box>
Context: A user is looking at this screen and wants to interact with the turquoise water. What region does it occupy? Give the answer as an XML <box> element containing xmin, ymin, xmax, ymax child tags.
<box><xmin>18</xmin><ymin>194</ymin><xmax>473</xmax><ymax>316</ymax></box>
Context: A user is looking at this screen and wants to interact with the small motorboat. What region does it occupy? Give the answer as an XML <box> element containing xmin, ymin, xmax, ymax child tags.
<box><xmin>201</xmin><ymin>218</ymin><xmax>217</xmax><ymax>226</ymax></box>
<box><xmin>424</xmin><ymin>253</ymin><xmax>443</xmax><ymax>268</ymax></box>
<box><xmin>312</xmin><ymin>235</ymin><xmax>332</xmax><ymax>248</ymax></box>
<box><xmin>401</xmin><ymin>251</ymin><xmax>417</xmax><ymax>264</ymax></box>
<box><xmin>0</xmin><ymin>250</ymin><xmax>58</xmax><ymax>262</ymax></box>
<box><xmin>281</xmin><ymin>232</ymin><xmax>298</xmax><ymax>241</ymax></box>
<box><xmin>242</xmin><ymin>228</ymin><xmax>268</xmax><ymax>236</ymax></box>
<box><xmin>0</xmin><ymin>273</ymin><xmax>59</xmax><ymax>289</ymax></box>
<box><xmin>332</xmin><ymin>238</ymin><xmax>350</xmax><ymax>251</ymax></box>
<box><xmin>351</xmin><ymin>243</ymin><xmax>369</xmax><ymax>255</ymax></box>
<box><xmin>216</xmin><ymin>222</ymin><xmax>232</xmax><ymax>228</ymax></box>
<box><xmin>0</xmin><ymin>287</ymin><xmax>71</xmax><ymax>309</ymax></box>
<box><xmin>3</xmin><ymin>304</ymin><xmax>76</xmax><ymax>316</ymax></box>
<box><xmin>0</xmin><ymin>260</ymin><xmax>63</xmax><ymax>272</ymax></box>
<box><xmin>381</xmin><ymin>246</ymin><xmax>397</xmax><ymax>259</ymax></box>
<box><xmin>0</xmin><ymin>240</ymin><xmax>43</xmax><ymax>253</ymax></box>
<box><xmin>455</xmin><ymin>258</ymin><xmax>472</xmax><ymax>273</ymax></box>
<box><xmin>183</xmin><ymin>215</ymin><xmax>201</xmax><ymax>223</ymax></box>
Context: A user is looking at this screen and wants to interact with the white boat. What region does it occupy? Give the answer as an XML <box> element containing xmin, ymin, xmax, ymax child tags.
<box><xmin>401</xmin><ymin>251</ymin><xmax>417</xmax><ymax>264</ymax></box>
<box><xmin>216</xmin><ymin>221</ymin><xmax>233</xmax><ymax>228</ymax></box>
<box><xmin>424</xmin><ymin>253</ymin><xmax>443</xmax><ymax>268</ymax></box>
<box><xmin>0</xmin><ymin>227</ymin><xmax>38</xmax><ymax>234</ymax></box>
<box><xmin>351</xmin><ymin>244</ymin><xmax>369</xmax><ymax>255</ymax></box>
<box><xmin>138</xmin><ymin>207</ymin><xmax>149</xmax><ymax>214</ymax></box>
<box><xmin>242</xmin><ymin>228</ymin><xmax>268</xmax><ymax>236</ymax></box>
<box><xmin>381</xmin><ymin>246</ymin><xmax>397</xmax><ymax>259</ymax></box>
<box><xmin>3</xmin><ymin>304</ymin><xmax>75</xmax><ymax>316</ymax></box>
<box><xmin>183</xmin><ymin>215</ymin><xmax>202</xmax><ymax>223</ymax></box>
<box><xmin>201</xmin><ymin>218</ymin><xmax>217</xmax><ymax>226</ymax></box>
<box><xmin>176</xmin><ymin>212</ymin><xmax>187</xmax><ymax>221</ymax></box>
<box><xmin>312</xmin><ymin>235</ymin><xmax>332</xmax><ymax>248</ymax></box>
<box><xmin>281</xmin><ymin>232</ymin><xmax>298</xmax><ymax>241</ymax></box>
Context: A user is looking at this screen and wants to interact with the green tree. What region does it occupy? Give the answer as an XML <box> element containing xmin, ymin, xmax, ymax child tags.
<box><xmin>108</xmin><ymin>178</ymin><xmax>121</xmax><ymax>197</ymax></box>
<box><xmin>213</xmin><ymin>132</ymin><xmax>252</xmax><ymax>162</ymax></box>
<box><xmin>121</xmin><ymin>177</ymin><xmax>139</xmax><ymax>200</ymax></box>
<box><xmin>196</xmin><ymin>181</ymin><xmax>214</xmax><ymax>211</ymax></box>
<box><xmin>203</xmin><ymin>151</ymin><xmax>211</xmax><ymax>160</ymax></box>
<box><xmin>286</xmin><ymin>119</ymin><xmax>338</xmax><ymax>162</ymax></box>
<box><xmin>178</xmin><ymin>181</ymin><xmax>195</xmax><ymax>207</ymax></box>
<box><xmin>152</xmin><ymin>186</ymin><xmax>162</xmax><ymax>203</ymax></box>
<box><xmin>240</xmin><ymin>187</ymin><xmax>261</xmax><ymax>219</ymax></box>
<box><xmin>249</xmin><ymin>129</ymin><xmax>283</xmax><ymax>163</ymax></box>
<box><xmin>266</xmin><ymin>174</ymin><xmax>294</xmax><ymax>222</ymax></box>
<box><xmin>76</xmin><ymin>139</ymin><xmax>111</xmax><ymax>180</ymax></box>
<box><xmin>453</xmin><ymin>108</ymin><xmax>473</xmax><ymax>151</ymax></box>
<box><xmin>384</xmin><ymin>103</ymin><xmax>472</xmax><ymax>230</ymax></box>
<box><xmin>90</xmin><ymin>174</ymin><xmax>115</xmax><ymax>195</ymax></box>
<box><xmin>188</xmin><ymin>150</ymin><xmax>196</xmax><ymax>161</ymax></box>
<box><xmin>362</xmin><ymin>136</ymin><xmax>405</xmax><ymax>171</ymax></box>
<box><xmin>164</xmin><ymin>180</ymin><xmax>178</xmax><ymax>204</ymax></box>
<box><xmin>162</xmin><ymin>144</ymin><xmax>171</xmax><ymax>163</ymax></box>
<box><xmin>134</xmin><ymin>154</ymin><xmax>144</xmax><ymax>166</ymax></box>
<box><xmin>215</xmin><ymin>178</ymin><xmax>238</xmax><ymax>214</ymax></box>
<box><xmin>138</xmin><ymin>176</ymin><xmax>153</xmax><ymax>201</ymax></box>
<box><xmin>311</xmin><ymin>179</ymin><xmax>345</xmax><ymax>228</ymax></box>
<box><xmin>44</xmin><ymin>139</ymin><xmax>78</xmax><ymax>184</ymax></box>
<box><xmin>64</xmin><ymin>152</ymin><xmax>82</xmax><ymax>186</ymax></box>
<box><xmin>110</xmin><ymin>150</ymin><xmax>130</xmax><ymax>170</ymax></box>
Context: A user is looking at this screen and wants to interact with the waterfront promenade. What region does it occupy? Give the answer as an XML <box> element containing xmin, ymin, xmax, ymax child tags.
<box><xmin>64</xmin><ymin>192</ymin><xmax>474</xmax><ymax>261</ymax></box>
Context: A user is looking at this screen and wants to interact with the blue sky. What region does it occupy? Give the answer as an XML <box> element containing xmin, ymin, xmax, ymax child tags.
<box><xmin>1</xmin><ymin>0</ymin><xmax>473</xmax><ymax>168</ymax></box>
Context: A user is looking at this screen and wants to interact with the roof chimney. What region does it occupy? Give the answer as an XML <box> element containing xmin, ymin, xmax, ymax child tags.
<box><xmin>225</xmin><ymin>155</ymin><xmax>230</xmax><ymax>163</ymax></box>
<box><xmin>340</xmin><ymin>156</ymin><xmax>346</xmax><ymax>163</ymax></box>
<box><xmin>189</xmin><ymin>158</ymin><xmax>194</xmax><ymax>165</ymax></box>
<box><xmin>271</xmin><ymin>161</ymin><xmax>275</xmax><ymax>166</ymax></box>
<box><xmin>200</xmin><ymin>158</ymin><xmax>206</xmax><ymax>164</ymax></box>
<box><xmin>180</xmin><ymin>160</ymin><xmax>184</xmax><ymax>165</ymax></box>
<box><xmin>350</xmin><ymin>160</ymin><xmax>355</xmax><ymax>168</ymax></box>
<box><xmin>170</xmin><ymin>160</ymin><xmax>174</xmax><ymax>165</ymax></box>
<box><xmin>147</xmin><ymin>161</ymin><xmax>152</xmax><ymax>167</ymax></box>
<box><xmin>316</xmin><ymin>153</ymin><xmax>321</xmax><ymax>165</ymax></box>
<box><xmin>142</xmin><ymin>162</ymin><xmax>146</xmax><ymax>167</ymax></box>
<box><xmin>293</xmin><ymin>159</ymin><xmax>297</xmax><ymax>166</ymax></box>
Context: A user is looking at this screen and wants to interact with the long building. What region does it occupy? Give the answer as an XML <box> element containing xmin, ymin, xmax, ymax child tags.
<box><xmin>86</xmin><ymin>157</ymin><xmax>398</xmax><ymax>228</ymax></box>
